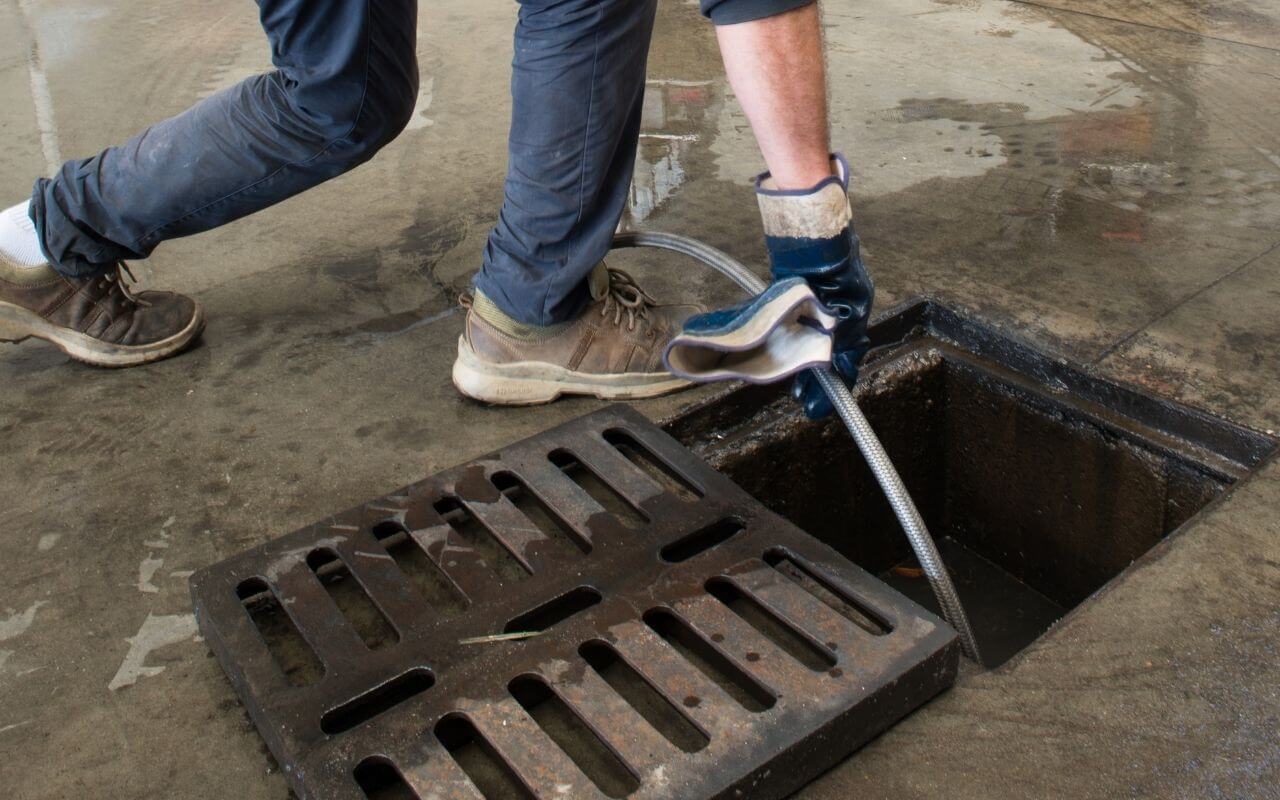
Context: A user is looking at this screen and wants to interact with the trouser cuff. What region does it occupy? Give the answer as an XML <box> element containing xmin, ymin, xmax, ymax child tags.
<box><xmin>700</xmin><ymin>0</ymin><xmax>815</xmax><ymax>26</ymax></box>
<box><xmin>30</xmin><ymin>177</ymin><xmax>121</xmax><ymax>279</ymax></box>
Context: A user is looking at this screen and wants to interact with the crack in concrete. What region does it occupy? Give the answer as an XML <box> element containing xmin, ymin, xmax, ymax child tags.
<box><xmin>1093</xmin><ymin>240</ymin><xmax>1280</xmax><ymax>364</ymax></box>
<box><xmin>1005</xmin><ymin>0</ymin><xmax>1280</xmax><ymax>54</ymax></box>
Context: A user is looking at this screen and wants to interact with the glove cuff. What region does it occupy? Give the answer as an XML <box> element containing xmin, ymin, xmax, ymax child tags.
<box><xmin>756</xmin><ymin>153</ymin><xmax>857</xmax><ymax>278</ymax></box>
<box><xmin>755</xmin><ymin>153</ymin><xmax>851</xmax><ymax>240</ymax></box>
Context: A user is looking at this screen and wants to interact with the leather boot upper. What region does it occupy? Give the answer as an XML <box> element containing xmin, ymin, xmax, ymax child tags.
<box><xmin>0</xmin><ymin>259</ymin><xmax>199</xmax><ymax>347</ymax></box>
<box><xmin>465</xmin><ymin>266</ymin><xmax>701</xmax><ymax>376</ymax></box>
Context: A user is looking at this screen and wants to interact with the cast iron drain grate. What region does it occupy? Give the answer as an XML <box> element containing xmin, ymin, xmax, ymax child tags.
<box><xmin>191</xmin><ymin>406</ymin><xmax>958</xmax><ymax>800</ymax></box>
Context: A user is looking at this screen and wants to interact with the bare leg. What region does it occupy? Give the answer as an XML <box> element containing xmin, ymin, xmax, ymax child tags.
<box><xmin>715</xmin><ymin>3</ymin><xmax>832</xmax><ymax>189</ymax></box>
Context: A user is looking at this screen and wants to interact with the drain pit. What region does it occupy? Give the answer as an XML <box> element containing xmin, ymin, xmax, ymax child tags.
<box><xmin>669</xmin><ymin>300</ymin><xmax>1278</xmax><ymax>669</ymax></box>
<box><xmin>882</xmin><ymin>538</ymin><xmax>1065</xmax><ymax>668</ymax></box>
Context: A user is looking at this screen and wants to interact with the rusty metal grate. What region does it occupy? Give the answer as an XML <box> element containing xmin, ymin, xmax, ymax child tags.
<box><xmin>190</xmin><ymin>406</ymin><xmax>958</xmax><ymax>800</ymax></box>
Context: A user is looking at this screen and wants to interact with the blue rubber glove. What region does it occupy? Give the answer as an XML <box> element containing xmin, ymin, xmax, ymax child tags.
<box><xmin>758</xmin><ymin>154</ymin><xmax>874</xmax><ymax>420</ymax></box>
<box><xmin>771</xmin><ymin>227</ymin><xmax>874</xmax><ymax>419</ymax></box>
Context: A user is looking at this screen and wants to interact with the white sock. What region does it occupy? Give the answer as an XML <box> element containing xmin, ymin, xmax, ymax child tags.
<box><xmin>0</xmin><ymin>201</ymin><xmax>48</xmax><ymax>268</ymax></box>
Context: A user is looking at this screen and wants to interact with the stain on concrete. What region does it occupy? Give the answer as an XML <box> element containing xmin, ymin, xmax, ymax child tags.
<box><xmin>0</xmin><ymin>601</ymin><xmax>46</xmax><ymax>642</ymax></box>
<box><xmin>136</xmin><ymin>555</ymin><xmax>164</xmax><ymax>595</ymax></box>
<box><xmin>107</xmin><ymin>613</ymin><xmax>199</xmax><ymax>692</ymax></box>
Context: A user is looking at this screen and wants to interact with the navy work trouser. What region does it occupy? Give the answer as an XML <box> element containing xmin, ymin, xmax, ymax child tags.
<box><xmin>30</xmin><ymin>0</ymin><xmax>812</xmax><ymax>326</ymax></box>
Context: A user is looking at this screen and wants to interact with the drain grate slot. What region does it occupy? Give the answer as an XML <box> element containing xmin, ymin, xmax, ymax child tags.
<box><xmin>307</xmin><ymin>549</ymin><xmax>399</xmax><ymax>651</ymax></box>
<box><xmin>509</xmin><ymin>675</ymin><xmax>640</xmax><ymax>798</ymax></box>
<box><xmin>193</xmin><ymin>407</ymin><xmax>957</xmax><ymax>800</ymax></box>
<box><xmin>322</xmin><ymin>668</ymin><xmax>435</xmax><ymax>735</ymax></box>
<box><xmin>505</xmin><ymin>586</ymin><xmax>602</xmax><ymax>634</ymax></box>
<box><xmin>491</xmin><ymin>471</ymin><xmax>591</xmax><ymax>555</ymax></box>
<box><xmin>765</xmin><ymin>550</ymin><xmax>892</xmax><ymax>636</ymax></box>
<box><xmin>354</xmin><ymin>757</ymin><xmax>415</xmax><ymax>800</ymax></box>
<box><xmin>433</xmin><ymin>497</ymin><xmax>530</xmax><ymax>582</ymax></box>
<box><xmin>604</xmin><ymin>428</ymin><xmax>703</xmax><ymax>502</ymax></box>
<box><xmin>236</xmin><ymin>577</ymin><xmax>324</xmax><ymax>686</ymax></box>
<box><xmin>371</xmin><ymin>521</ymin><xmax>467</xmax><ymax>616</ymax></box>
<box><xmin>661</xmin><ymin>517</ymin><xmax>744</xmax><ymax>563</ymax></box>
<box><xmin>580</xmin><ymin>640</ymin><xmax>709</xmax><ymax>754</ymax></box>
<box><xmin>435</xmin><ymin>714</ymin><xmax>534</xmax><ymax>800</ymax></box>
<box><xmin>705</xmin><ymin>578</ymin><xmax>837</xmax><ymax>671</ymax></box>
<box><xmin>549</xmin><ymin>448</ymin><xmax>647</xmax><ymax>528</ymax></box>
<box><xmin>644</xmin><ymin>608</ymin><xmax>776</xmax><ymax>713</ymax></box>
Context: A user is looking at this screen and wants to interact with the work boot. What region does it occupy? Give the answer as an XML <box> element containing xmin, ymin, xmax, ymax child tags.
<box><xmin>452</xmin><ymin>264</ymin><xmax>702</xmax><ymax>405</ymax></box>
<box><xmin>0</xmin><ymin>259</ymin><xmax>205</xmax><ymax>368</ymax></box>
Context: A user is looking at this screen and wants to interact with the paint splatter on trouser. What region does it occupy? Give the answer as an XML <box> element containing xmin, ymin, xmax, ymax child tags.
<box><xmin>28</xmin><ymin>0</ymin><xmax>814</xmax><ymax>326</ymax></box>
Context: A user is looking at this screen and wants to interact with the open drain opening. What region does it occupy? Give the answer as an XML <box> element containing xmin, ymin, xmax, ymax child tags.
<box><xmin>491</xmin><ymin>472</ymin><xmax>592</xmax><ymax>555</ymax></box>
<box><xmin>705</xmin><ymin>578</ymin><xmax>837</xmax><ymax>671</ymax></box>
<box><xmin>504</xmin><ymin>586</ymin><xmax>601</xmax><ymax>634</ymax></box>
<box><xmin>236</xmin><ymin>577</ymin><xmax>324</xmax><ymax>686</ymax></box>
<box><xmin>603</xmin><ymin>429</ymin><xmax>703</xmax><ymax>502</ymax></box>
<box><xmin>549</xmin><ymin>449</ymin><xmax>647</xmax><ymax>528</ymax></box>
<box><xmin>579</xmin><ymin>641</ymin><xmax>709</xmax><ymax>754</ymax></box>
<box><xmin>670</xmin><ymin>306</ymin><xmax>1279</xmax><ymax>668</ymax></box>
<box><xmin>660</xmin><ymin>517</ymin><xmax>744</xmax><ymax>563</ymax></box>
<box><xmin>643</xmin><ymin>608</ymin><xmax>776</xmax><ymax>713</ymax></box>
<box><xmin>354</xmin><ymin>757</ymin><xmax>415</xmax><ymax>800</ymax></box>
<box><xmin>307</xmin><ymin>549</ymin><xmax>399</xmax><ymax>650</ymax></box>
<box><xmin>371</xmin><ymin>521</ymin><xmax>467</xmax><ymax>617</ymax></box>
<box><xmin>509</xmin><ymin>675</ymin><xmax>640</xmax><ymax>798</ymax></box>
<box><xmin>434</xmin><ymin>714</ymin><xmax>534</xmax><ymax>800</ymax></box>
<box><xmin>322</xmin><ymin>668</ymin><xmax>435</xmax><ymax>735</ymax></box>
<box><xmin>763</xmin><ymin>550</ymin><xmax>891</xmax><ymax>636</ymax></box>
<box><xmin>433</xmin><ymin>497</ymin><xmax>531</xmax><ymax>582</ymax></box>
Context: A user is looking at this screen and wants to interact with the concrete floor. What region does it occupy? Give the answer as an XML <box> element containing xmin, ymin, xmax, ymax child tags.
<box><xmin>2</xmin><ymin>0</ymin><xmax>1278</xmax><ymax>797</ymax></box>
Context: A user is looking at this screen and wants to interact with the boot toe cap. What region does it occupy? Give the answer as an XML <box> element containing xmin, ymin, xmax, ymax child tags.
<box><xmin>125</xmin><ymin>291</ymin><xmax>204</xmax><ymax>347</ymax></box>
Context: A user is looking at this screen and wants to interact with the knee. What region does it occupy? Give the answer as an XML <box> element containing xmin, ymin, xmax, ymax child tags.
<box><xmin>342</xmin><ymin>67</ymin><xmax>419</xmax><ymax>160</ymax></box>
<box><xmin>289</xmin><ymin>62</ymin><xmax>418</xmax><ymax>164</ymax></box>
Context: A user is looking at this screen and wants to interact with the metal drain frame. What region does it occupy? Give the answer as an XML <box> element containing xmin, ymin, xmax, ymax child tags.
<box><xmin>191</xmin><ymin>405</ymin><xmax>959</xmax><ymax>800</ymax></box>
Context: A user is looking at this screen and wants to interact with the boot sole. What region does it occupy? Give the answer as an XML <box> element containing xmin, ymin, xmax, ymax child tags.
<box><xmin>452</xmin><ymin>335</ymin><xmax>693</xmax><ymax>405</ymax></box>
<box><xmin>0</xmin><ymin>299</ymin><xmax>205</xmax><ymax>368</ymax></box>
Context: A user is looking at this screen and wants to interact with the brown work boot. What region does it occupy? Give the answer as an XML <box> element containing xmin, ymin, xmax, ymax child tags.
<box><xmin>0</xmin><ymin>259</ymin><xmax>204</xmax><ymax>367</ymax></box>
<box><xmin>452</xmin><ymin>264</ymin><xmax>703</xmax><ymax>405</ymax></box>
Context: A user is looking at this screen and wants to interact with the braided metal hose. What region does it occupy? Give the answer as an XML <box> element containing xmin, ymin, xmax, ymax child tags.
<box><xmin>613</xmin><ymin>230</ymin><xmax>982</xmax><ymax>662</ymax></box>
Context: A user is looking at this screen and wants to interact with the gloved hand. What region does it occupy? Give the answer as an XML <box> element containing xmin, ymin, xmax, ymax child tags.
<box><xmin>758</xmin><ymin>153</ymin><xmax>873</xmax><ymax>420</ymax></box>
<box><xmin>771</xmin><ymin>225</ymin><xmax>874</xmax><ymax>419</ymax></box>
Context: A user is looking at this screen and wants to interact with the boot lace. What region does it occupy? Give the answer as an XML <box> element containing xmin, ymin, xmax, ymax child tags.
<box><xmin>599</xmin><ymin>267</ymin><xmax>655</xmax><ymax>332</ymax></box>
<box><xmin>100</xmin><ymin>262</ymin><xmax>151</xmax><ymax>308</ymax></box>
